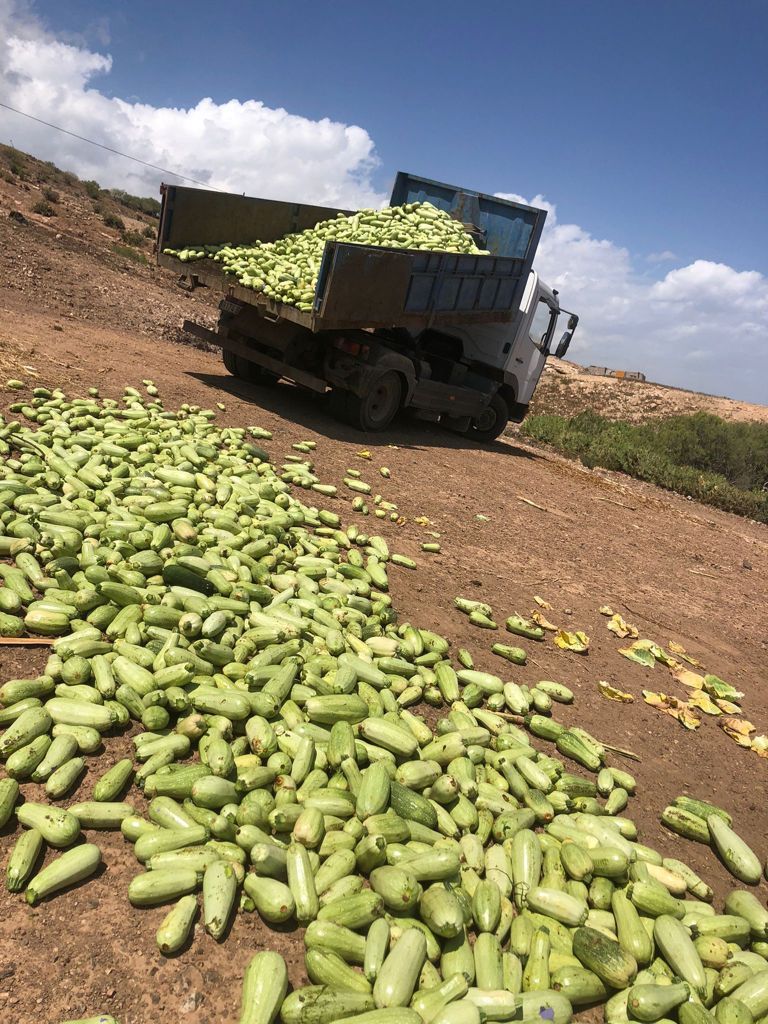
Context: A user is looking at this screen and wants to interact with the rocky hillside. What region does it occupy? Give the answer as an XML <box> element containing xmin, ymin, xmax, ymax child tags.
<box><xmin>0</xmin><ymin>144</ymin><xmax>218</xmax><ymax>352</ymax></box>
<box><xmin>531</xmin><ymin>358</ymin><xmax>767</xmax><ymax>424</ymax></box>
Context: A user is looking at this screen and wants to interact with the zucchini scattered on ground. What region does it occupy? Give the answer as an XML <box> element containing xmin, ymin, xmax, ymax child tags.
<box><xmin>0</xmin><ymin>386</ymin><xmax>765</xmax><ymax>1024</ymax></box>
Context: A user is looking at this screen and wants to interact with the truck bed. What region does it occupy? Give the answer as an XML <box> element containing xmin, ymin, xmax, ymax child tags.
<box><xmin>157</xmin><ymin>175</ymin><xmax>546</xmax><ymax>333</ymax></box>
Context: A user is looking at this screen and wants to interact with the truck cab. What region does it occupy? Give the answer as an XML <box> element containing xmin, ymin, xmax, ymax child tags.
<box><xmin>406</xmin><ymin>270</ymin><xmax>578</xmax><ymax>438</ymax></box>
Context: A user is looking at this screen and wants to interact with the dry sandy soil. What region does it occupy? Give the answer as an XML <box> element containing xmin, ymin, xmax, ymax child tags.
<box><xmin>0</xmin><ymin>147</ymin><xmax>766</xmax><ymax>1024</ymax></box>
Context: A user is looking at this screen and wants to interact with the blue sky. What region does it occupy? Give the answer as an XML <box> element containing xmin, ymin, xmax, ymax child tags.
<box><xmin>1</xmin><ymin>0</ymin><xmax>767</xmax><ymax>402</ymax></box>
<box><xmin>32</xmin><ymin>0</ymin><xmax>767</xmax><ymax>272</ymax></box>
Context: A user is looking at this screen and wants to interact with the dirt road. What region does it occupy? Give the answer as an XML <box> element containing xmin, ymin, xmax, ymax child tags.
<box><xmin>1</xmin><ymin>294</ymin><xmax>767</xmax><ymax>1024</ymax></box>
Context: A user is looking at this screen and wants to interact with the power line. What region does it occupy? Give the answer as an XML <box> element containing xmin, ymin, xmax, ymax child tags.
<box><xmin>0</xmin><ymin>100</ymin><xmax>223</xmax><ymax>191</ymax></box>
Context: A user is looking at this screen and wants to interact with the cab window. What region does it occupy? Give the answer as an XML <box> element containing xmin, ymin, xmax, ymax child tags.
<box><xmin>529</xmin><ymin>299</ymin><xmax>557</xmax><ymax>350</ymax></box>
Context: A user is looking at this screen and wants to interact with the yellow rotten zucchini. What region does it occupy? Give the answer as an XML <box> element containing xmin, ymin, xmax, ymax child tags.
<box><xmin>156</xmin><ymin>894</ymin><xmax>198</xmax><ymax>955</ymax></box>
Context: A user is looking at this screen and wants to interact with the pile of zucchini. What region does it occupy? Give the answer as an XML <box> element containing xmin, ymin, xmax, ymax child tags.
<box><xmin>0</xmin><ymin>385</ymin><xmax>767</xmax><ymax>1024</ymax></box>
<box><xmin>162</xmin><ymin>201</ymin><xmax>488</xmax><ymax>311</ymax></box>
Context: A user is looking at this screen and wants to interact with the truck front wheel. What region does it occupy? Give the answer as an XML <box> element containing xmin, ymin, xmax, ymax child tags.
<box><xmin>466</xmin><ymin>392</ymin><xmax>509</xmax><ymax>443</ymax></box>
<box><xmin>344</xmin><ymin>372</ymin><xmax>403</xmax><ymax>431</ymax></box>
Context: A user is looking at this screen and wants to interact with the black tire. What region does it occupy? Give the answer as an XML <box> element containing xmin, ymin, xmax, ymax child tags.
<box><xmin>328</xmin><ymin>388</ymin><xmax>351</xmax><ymax>423</ymax></box>
<box><xmin>222</xmin><ymin>349</ymin><xmax>278</xmax><ymax>385</ymax></box>
<box><xmin>466</xmin><ymin>392</ymin><xmax>509</xmax><ymax>443</ymax></box>
<box><xmin>236</xmin><ymin>356</ymin><xmax>279</xmax><ymax>385</ymax></box>
<box><xmin>344</xmin><ymin>372</ymin><xmax>403</xmax><ymax>431</ymax></box>
<box><xmin>222</xmin><ymin>348</ymin><xmax>238</xmax><ymax>375</ymax></box>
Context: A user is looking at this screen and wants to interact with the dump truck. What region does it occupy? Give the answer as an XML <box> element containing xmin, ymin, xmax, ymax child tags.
<box><xmin>157</xmin><ymin>172</ymin><xmax>578</xmax><ymax>441</ymax></box>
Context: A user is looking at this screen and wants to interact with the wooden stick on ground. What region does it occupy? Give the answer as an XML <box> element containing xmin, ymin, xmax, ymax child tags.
<box><xmin>597</xmin><ymin>496</ymin><xmax>638</xmax><ymax>511</ymax></box>
<box><xmin>517</xmin><ymin>496</ymin><xmax>568</xmax><ymax>517</ymax></box>
<box><xmin>602</xmin><ymin>742</ymin><xmax>642</xmax><ymax>762</ymax></box>
<box><xmin>0</xmin><ymin>636</ymin><xmax>55</xmax><ymax>646</ymax></box>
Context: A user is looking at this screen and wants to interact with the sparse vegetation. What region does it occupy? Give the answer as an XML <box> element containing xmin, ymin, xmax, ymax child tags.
<box><xmin>103</xmin><ymin>212</ymin><xmax>126</xmax><ymax>230</ymax></box>
<box><xmin>522</xmin><ymin>410</ymin><xmax>768</xmax><ymax>522</ymax></box>
<box><xmin>38</xmin><ymin>160</ymin><xmax>58</xmax><ymax>182</ymax></box>
<box><xmin>142</xmin><ymin>224</ymin><xmax>156</xmax><ymax>239</ymax></box>
<box><xmin>83</xmin><ymin>179</ymin><xmax>101</xmax><ymax>198</ymax></box>
<box><xmin>111</xmin><ymin>243</ymin><xmax>147</xmax><ymax>264</ymax></box>
<box><xmin>121</xmin><ymin>229</ymin><xmax>146</xmax><ymax>247</ymax></box>
<box><xmin>0</xmin><ymin>145</ymin><xmax>27</xmax><ymax>179</ymax></box>
<box><xmin>109</xmin><ymin>188</ymin><xmax>161</xmax><ymax>218</ymax></box>
<box><xmin>31</xmin><ymin>199</ymin><xmax>56</xmax><ymax>217</ymax></box>
<box><xmin>43</xmin><ymin>188</ymin><xmax>60</xmax><ymax>204</ymax></box>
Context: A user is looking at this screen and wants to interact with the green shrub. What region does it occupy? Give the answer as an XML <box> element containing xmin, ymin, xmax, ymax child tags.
<box><xmin>32</xmin><ymin>199</ymin><xmax>56</xmax><ymax>217</ymax></box>
<box><xmin>39</xmin><ymin>160</ymin><xmax>58</xmax><ymax>182</ymax></box>
<box><xmin>1</xmin><ymin>145</ymin><xmax>26</xmax><ymax>179</ymax></box>
<box><xmin>43</xmin><ymin>188</ymin><xmax>59</xmax><ymax>204</ymax></box>
<box><xmin>83</xmin><ymin>180</ymin><xmax>101</xmax><ymax>199</ymax></box>
<box><xmin>522</xmin><ymin>411</ymin><xmax>768</xmax><ymax>523</ymax></box>
<box><xmin>142</xmin><ymin>225</ymin><xmax>156</xmax><ymax>239</ymax></box>
<box><xmin>111</xmin><ymin>243</ymin><xmax>147</xmax><ymax>265</ymax></box>
<box><xmin>120</xmin><ymin>229</ymin><xmax>145</xmax><ymax>247</ymax></box>
<box><xmin>62</xmin><ymin>171</ymin><xmax>78</xmax><ymax>187</ymax></box>
<box><xmin>109</xmin><ymin>189</ymin><xmax>161</xmax><ymax>218</ymax></box>
<box><xmin>103</xmin><ymin>212</ymin><xmax>125</xmax><ymax>230</ymax></box>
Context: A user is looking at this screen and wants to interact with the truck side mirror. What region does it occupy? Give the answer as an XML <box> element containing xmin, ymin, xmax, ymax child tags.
<box><xmin>554</xmin><ymin>331</ymin><xmax>572</xmax><ymax>358</ymax></box>
<box><xmin>553</xmin><ymin>313</ymin><xmax>578</xmax><ymax>357</ymax></box>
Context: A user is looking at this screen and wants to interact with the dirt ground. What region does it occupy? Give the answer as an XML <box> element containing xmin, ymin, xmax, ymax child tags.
<box><xmin>0</xmin><ymin>294</ymin><xmax>766</xmax><ymax>1024</ymax></box>
<box><xmin>0</xmin><ymin>147</ymin><xmax>767</xmax><ymax>1024</ymax></box>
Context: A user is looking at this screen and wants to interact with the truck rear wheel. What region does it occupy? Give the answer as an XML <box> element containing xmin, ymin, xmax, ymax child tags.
<box><xmin>222</xmin><ymin>349</ymin><xmax>278</xmax><ymax>385</ymax></box>
<box><xmin>344</xmin><ymin>372</ymin><xmax>403</xmax><ymax>431</ymax></box>
<box><xmin>222</xmin><ymin>348</ymin><xmax>239</xmax><ymax>375</ymax></box>
<box><xmin>466</xmin><ymin>392</ymin><xmax>509</xmax><ymax>443</ymax></box>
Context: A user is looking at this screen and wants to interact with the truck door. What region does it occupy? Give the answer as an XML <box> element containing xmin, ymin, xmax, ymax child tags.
<box><xmin>508</xmin><ymin>281</ymin><xmax>559</xmax><ymax>405</ymax></box>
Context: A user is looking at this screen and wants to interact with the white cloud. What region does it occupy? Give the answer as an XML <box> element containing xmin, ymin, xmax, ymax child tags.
<box><xmin>0</xmin><ymin>0</ymin><xmax>385</xmax><ymax>207</ymax></box>
<box><xmin>646</xmin><ymin>250</ymin><xmax>677</xmax><ymax>263</ymax></box>
<box><xmin>497</xmin><ymin>192</ymin><xmax>768</xmax><ymax>404</ymax></box>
